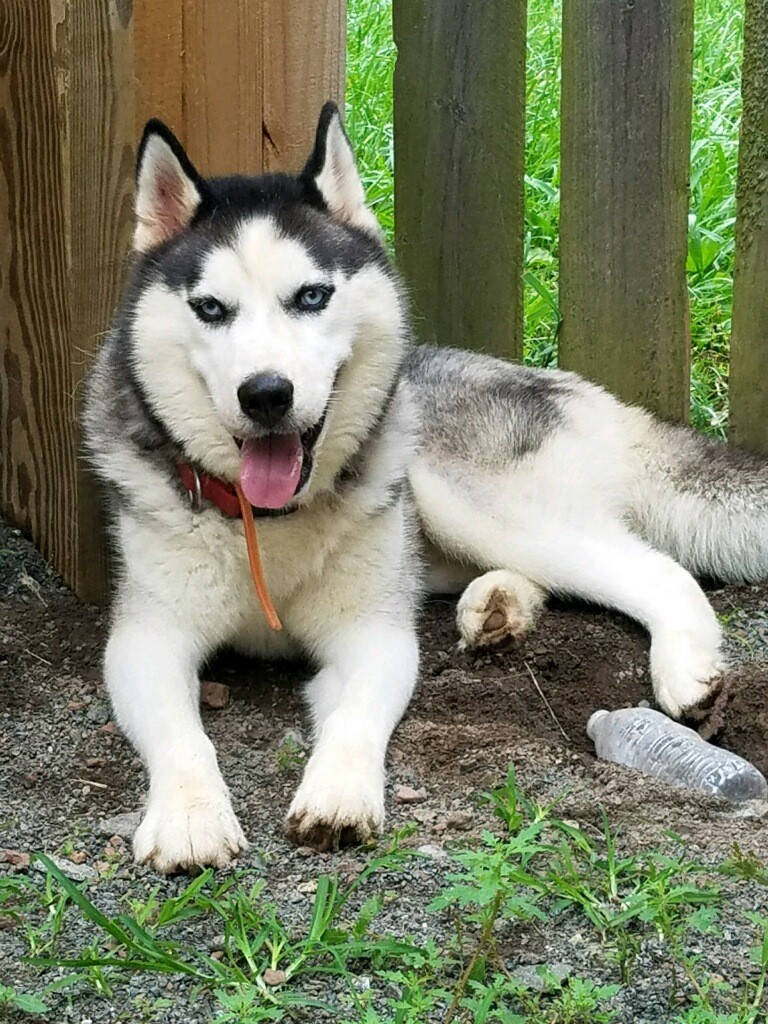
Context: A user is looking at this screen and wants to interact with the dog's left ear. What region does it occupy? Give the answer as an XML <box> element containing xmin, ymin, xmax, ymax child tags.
<box><xmin>302</xmin><ymin>102</ymin><xmax>382</xmax><ymax>238</ymax></box>
<box><xmin>134</xmin><ymin>119</ymin><xmax>205</xmax><ymax>252</ymax></box>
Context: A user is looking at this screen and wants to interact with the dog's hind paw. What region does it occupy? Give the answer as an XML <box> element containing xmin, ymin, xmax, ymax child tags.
<box><xmin>284</xmin><ymin>755</ymin><xmax>384</xmax><ymax>852</ymax></box>
<box><xmin>651</xmin><ymin>630</ymin><xmax>727</xmax><ymax>720</ymax></box>
<box><xmin>133</xmin><ymin>779</ymin><xmax>247</xmax><ymax>874</ymax></box>
<box><xmin>457</xmin><ymin>570</ymin><xmax>546</xmax><ymax>650</ymax></box>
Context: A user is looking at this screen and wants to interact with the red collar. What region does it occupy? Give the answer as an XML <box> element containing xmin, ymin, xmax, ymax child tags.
<box><xmin>177</xmin><ymin>462</ymin><xmax>242</xmax><ymax>517</ymax></box>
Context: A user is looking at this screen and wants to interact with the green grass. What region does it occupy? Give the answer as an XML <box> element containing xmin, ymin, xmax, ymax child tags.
<box><xmin>346</xmin><ymin>0</ymin><xmax>743</xmax><ymax>437</ymax></box>
<box><xmin>3</xmin><ymin>767</ymin><xmax>767</xmax><ymax>1023</ymax></box>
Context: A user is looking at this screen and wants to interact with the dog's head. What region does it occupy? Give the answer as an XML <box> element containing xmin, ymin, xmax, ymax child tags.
<box><xmin>128</xmin><ymin>104</ymin><xmax>405</xmax><ymax>509</ymax></box>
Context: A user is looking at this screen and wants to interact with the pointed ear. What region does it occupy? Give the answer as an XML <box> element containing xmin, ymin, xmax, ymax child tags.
<box><xmin>302</xmin><ymin>102</ymin><xmax>382</xmax><ymax>238</ymax></box>
<box><xmin>134</xmin><ymin>120</ymin><xmax>204</xmax><ymax>252</ymax></box>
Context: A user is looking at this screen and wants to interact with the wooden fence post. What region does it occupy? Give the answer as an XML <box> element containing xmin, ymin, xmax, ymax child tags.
<box><xmin>135</xmin><ymin>0</ymin><xmax>345</xmax><ymax>175</ymax></box>
<box><xmin>559</xmin><ymin>0</ymin><xmax>694</xmax><ymax>422</ymax></box>
<box><xmin>0</xmin><ymin>0</ymin><xmax>135</xmax><ymax>602</ymax></box>
<box><xmin>1</xmin><ymin>1</ymin><xmax>345</xmax><ymax>603</ymax></box>
<box><xmin>393</xmin><ymin>0</ymin><xmax>527</xmax><ymax>360</ymax></box>
<box><xmin>729</xmin><ymin>0</ymin><xmax>768</xmax><ymax>453</ymax></box>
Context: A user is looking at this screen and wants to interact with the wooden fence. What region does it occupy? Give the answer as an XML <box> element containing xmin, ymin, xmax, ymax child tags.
<box><xmin>394</xmin><ymin>0</ymin><xmax>767</xmax><ymax>440</ymax></box>
<box><xmin>1</xmin><ymin>1</ymin><xmax>766</xmax><ymax>601</ymax></box>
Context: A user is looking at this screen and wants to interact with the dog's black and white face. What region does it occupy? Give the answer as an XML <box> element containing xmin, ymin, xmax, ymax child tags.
<box><xmin>128</xmin><ymin>104</ymin><xmax>404</xmax><ymax>509</ymax></box>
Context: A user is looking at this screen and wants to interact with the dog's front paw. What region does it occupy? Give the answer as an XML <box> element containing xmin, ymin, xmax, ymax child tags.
<box><xmin>457</xmin><ymin>570</ymin><xmax>545</xmax><ymax>650</ymax></box>
<box><xmin>651</xmin><ymin>630</ymin><xmax>727</xmax><ymax>719</ymax></box>
<box><xmin>134</xmin><ymin>779</ymin><xmax>247</xmax><ymax>874</ymax></box>
<box><xmin>284</xmin><ymin>753</ymin><xmax>385</xmax><ymax>851</ymax></box>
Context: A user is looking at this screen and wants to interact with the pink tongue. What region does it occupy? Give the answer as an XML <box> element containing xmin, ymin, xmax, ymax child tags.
<box><xmin>238</xmin><ymin>434</ymin><xmax>303</xmax><ymax>509</ymax></box>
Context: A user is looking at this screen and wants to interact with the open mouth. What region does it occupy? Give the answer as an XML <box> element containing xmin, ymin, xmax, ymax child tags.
<box><xmin>235</xmin><ymin>413</ymin><xmax>327</xmax><ymax>510</ymax></box>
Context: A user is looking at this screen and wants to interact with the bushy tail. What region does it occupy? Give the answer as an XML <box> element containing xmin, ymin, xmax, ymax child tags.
<box><xmin>628</xmin><ymin>414</ymin><xmax>768</xmax><ymax>583</ymax></box>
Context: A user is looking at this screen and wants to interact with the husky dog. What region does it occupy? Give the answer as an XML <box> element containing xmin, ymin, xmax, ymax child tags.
<box><xmin>83</xmin><ymin>103</ymin><xmax>768</xmax><ymax>873</ymax></box>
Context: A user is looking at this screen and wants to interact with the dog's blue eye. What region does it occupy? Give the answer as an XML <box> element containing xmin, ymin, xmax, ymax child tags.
<box><xmin>294</xmin><ymin>285</ymin><xmax>333</xmax><ymax>313</ymax></box>
<box><xmin>191</xmin><ymin>297</ymin><xmax>228</xmax><ymax>324</ymax></box>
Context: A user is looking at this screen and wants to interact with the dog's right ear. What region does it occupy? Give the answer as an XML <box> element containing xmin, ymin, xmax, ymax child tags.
<box><xmin>134</xmin><ymin>120</ymin><xmax>204</xmax><ymax>252</ymax></box>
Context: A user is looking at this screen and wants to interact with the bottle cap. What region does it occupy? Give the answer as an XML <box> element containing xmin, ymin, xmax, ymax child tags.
<box><xmin>586</xmin><ymin>709</ymin><xmax>609</xmax><ymax>740</ymax></box>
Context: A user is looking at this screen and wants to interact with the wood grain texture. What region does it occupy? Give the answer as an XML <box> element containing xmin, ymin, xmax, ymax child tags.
<box><xmin>262</xmin><ymin>0</ymin><xmax>345</xmax><ymax>172</ymax></box>
<box><xmin>134</xmin><ymin>0</ymin><xmax>184</xmax><ymax>135</ymax></box>
<box><xmin>393</xmin><ymin>0</ymin><xmax>526</xmax><ymax>359</ymax></box>
<box><xmin>134</xmin><ymin>0</ymin><xmax>344</xmax><ymax>177</ymax></box>
<box><xmin>0</xmin><ymin>0</ymin><xmax>134</xmax><ymax>601</ymax></box>
<box><xmin>183</xmin><ymin>0</ymin><xmax>264</xmax><ymax>174</ymax></box>
<box><xmin>729</xmin><ymin>0</ymin><xmax>768</xmax><ymax>453</ymax></box>
<box><xmin>559</xmin><ymin>0</ymin><xmax>694</xmax><ymax>422</ymax></box>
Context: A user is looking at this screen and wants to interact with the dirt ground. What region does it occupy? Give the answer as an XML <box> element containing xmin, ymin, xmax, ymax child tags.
<box><xmin>1</xmin><ymin>517</ymin><xmax>767</xmax><ymax>1022</ymax></box>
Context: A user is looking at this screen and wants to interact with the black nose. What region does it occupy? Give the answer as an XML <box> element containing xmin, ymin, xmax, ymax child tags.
<box><xmin>237</xmin><ymin>373</ymin><xmax>294</xmax><ymax>429</ymax></box>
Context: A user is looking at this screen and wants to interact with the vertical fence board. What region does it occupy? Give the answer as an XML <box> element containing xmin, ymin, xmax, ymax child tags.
<box><xmin>729</xmin><ymin>0</ymin><xmax>768</xmax><ymax>453</ymax></box>
<box><xmin>393</xmin><ymin>0</ymin><xmax>527</xmax><ymax>359</ymax></box>
<box><xmin>262</xmin><ymin>0</ymin><xmax>345</xmax><ymax>172</ymax></box>
<box><xmin>559</xmin><ymin>0</ymin><xmax>694</xmax><ymax>422</ymax></box>
<box><xmin>133</xmin><ymin>0</ymin><xmax>184</xmax><ymax>135</ymax></box>
<box><xmin>183</xmin><ymin>2</ymin><xmax>264</xmax><ymax>174</ymax></box>
<box><xmin>0</xmin><ymin>0</ymin><xmax>134</xmax><ymax>602</ymax></box>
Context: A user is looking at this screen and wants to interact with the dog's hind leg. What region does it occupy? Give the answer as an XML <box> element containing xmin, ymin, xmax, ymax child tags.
<box><xmin>105</xmin><ymin>604</ymin><xmax>247</xmax><ymax>873</ymax></box>
<box><xmin>414</xmin><ymin>467</ymin><xmax>724</xmax><ymax>719</ymax></box>
<box><xmin>456</xmin><ymin>570</ymin><xmax>546</xmax><ymax>650</ymax></box>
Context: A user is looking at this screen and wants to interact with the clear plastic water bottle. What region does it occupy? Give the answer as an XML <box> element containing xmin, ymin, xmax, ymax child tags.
<box><xmin>587</xmin><ymin>707</ymin><xmax>768</xmax><ymax>803</ymax></box>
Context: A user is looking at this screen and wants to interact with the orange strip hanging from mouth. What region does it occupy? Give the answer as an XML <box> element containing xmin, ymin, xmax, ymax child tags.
<box><xmin>233</xmin><ymin>481</ymin><xmax>283</xmax><ymax>631</ymax></box>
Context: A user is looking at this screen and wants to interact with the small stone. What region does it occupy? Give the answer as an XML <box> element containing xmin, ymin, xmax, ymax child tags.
<box><xmin>86</xmin><ymin>703</ymin><xmax>110</xmax><ymax>726</ymax></box>
<box><xmin>412</xmin><ymin>807</ymin><xmax>436</xmax><ymax>823</ymax></box>
<box><xmin>97</xmin><ymin>810</ymin><xmax>142</xmax><ymax>838</ymax></box>
<box><xmin>0</xmin><ymin>849</ymin><xmax>30</xmax><ymax>870</ymax></box>
<box><xmin>201</xmin><ymin>682</ymin><xmax>230</xmax><ymax>709</ymax></box>
<box><xmin>510</xmin><ymin>962</ymin><xmax>572</xmax><ymax>992</ymax></box>
<box><xmin>296</xmin><ymin>846</ymin><xmax>316</xmax><ymax>858</ymax></box>
<box><xmin>446</xmin><ymin>810</ymin><xmax>472</xmax><ymax>831</ymax></box>
<box><xmin>69</xmin><ymin>850</ymin><xmax>87</xmax><ymax>865</ymax></box>
<box><xmin>395</xmin><ymin>785</ymin><xmax>427</xmax><ymax>804</ymax></box>
<box><xmin>85</xmin><ymin>757</ymin><xmax>106</xmax><ymax>768</ymax></box>
<box><xmin>211</xmin><ymin>950</ymin><xmax>225</xmax><ymax>961</ymax></box>
<box><xmin>33</xmin><ymin>854</ymin><xmax>98</xmax><ymax>882</ymax></box>
<box><xmin>99</xmin><ymin>722</ymin><xmax>119</xmax><ymax>735</ymax></box>
<box><xmin>263</xmin><ymin>969</ymin><xmax>286</xmax><ymax>986</ymax></box>
<box><xmin>417</xmin><ymin>844</ymin><xmax>447</xmax><ymax>861</ymax></box>
<box><xmin>67</xmin><ymin>701</ymin><xmax>86</xmax><ymax>711</ymax></box>
<box><xmin>297</xmin><ymin>879</ymin><xmax>318</xmax><ymax>894</ymax></box>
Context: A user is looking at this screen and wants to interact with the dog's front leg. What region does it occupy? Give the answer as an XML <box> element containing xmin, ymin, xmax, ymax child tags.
<box><xmin>105</xmin><ymin>605</ymin><xmax>246</xmax><ymax>873</ymax></box>
<box><xmin>285</xmin><ymin>619</ymin><xmax>419</xmax><ymax>850</ymax></box>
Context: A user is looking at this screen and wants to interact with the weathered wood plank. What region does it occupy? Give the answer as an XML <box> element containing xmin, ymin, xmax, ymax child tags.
<box><xmin>262</xmin><ymin>0</ymin><xmax>345</xmax><ymax>172</ymax></box>
<box><xmin>135</xmin><ymin>0</ymin><xmax>344</xmax><ymax>179</ymax></box>
<box><xmin>133</xmin><ymin>0</ymin><xmax>184</xmax><ymax>135</ymax></box>
<box><xmin>729</xmin><ymin>0</ymin><xmax>768</xmax><ymax>453</ymax></box>
<box><xmin>559</xmin><ymin>0</ymin><xmax>694</xmax><ymax>422</ymax></box>
<box><xmin>182</xmin><ymin>1</ymin><xmax>264</xmax><ymax>174</ymax></box>
<box><xmin>0</xmin><ymin>0</ymin><xmax>134</xmax><ymax>601</ymax></box>
<box><xmin>393</xmin><ymin>0</ymin><xmax>527</xmax><ymax>359</ymax></box>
